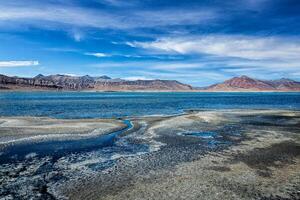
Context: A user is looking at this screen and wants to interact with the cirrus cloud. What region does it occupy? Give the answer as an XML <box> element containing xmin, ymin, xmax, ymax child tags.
<box><xmin>84</xmin><ymin>52</ymin><xmax>111</xmax><ymax>57</ymax></box>
<box><xmin>0</xmin><ymin>2</ymin><xmax>218</xmax><ymax>31</ymax></box>
<box><xmin>129</xmin><ymin>35</ymin><xmax>300</xmax><ymax>61</ymax></box>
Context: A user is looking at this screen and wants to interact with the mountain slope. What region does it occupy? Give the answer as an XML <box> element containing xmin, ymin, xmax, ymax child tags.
<box><xmin>206</xmin><ymin>75</ymin><xmax>300</xmax><ymax>91</ymax></box>
<box><xmin>0</xmin><ymin>74</ymin><xmax>192</xmax><ymax>91</ymax></box>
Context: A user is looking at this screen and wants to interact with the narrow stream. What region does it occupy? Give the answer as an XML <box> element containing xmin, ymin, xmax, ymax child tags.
<box><xmin>0</xmin><ymin>120</ymin><xmax>134</xmax><ymax>164</ymax></box>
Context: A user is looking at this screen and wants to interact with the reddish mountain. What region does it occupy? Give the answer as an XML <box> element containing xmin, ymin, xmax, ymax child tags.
<box><xmin>206</xmin><ymin>75</ymin><xmax>300</xmax><ymax>91</ymax></box>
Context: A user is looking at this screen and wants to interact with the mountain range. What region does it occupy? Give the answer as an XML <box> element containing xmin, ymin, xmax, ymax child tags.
<box><xmin>0</xmin><ymin>74</ymin><xmax>299</xmax><ymax>91</ymax></box>
<box><xmin>0</xmin><ymin>74</ymin><xmax>192</xmax><ymax>91</ymax></box>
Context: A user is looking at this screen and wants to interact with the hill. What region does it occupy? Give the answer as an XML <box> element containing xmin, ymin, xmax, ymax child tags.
<box><xmin>205</xmin><ymin>75</ymin><xmax>300</xmax><ymax>91</ymax></box>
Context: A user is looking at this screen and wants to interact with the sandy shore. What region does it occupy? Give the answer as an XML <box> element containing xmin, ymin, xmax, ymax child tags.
<box><xmin>0</xmin><ymin>117</ymin><xmax>126</xmax><ymax>149</ymax></box>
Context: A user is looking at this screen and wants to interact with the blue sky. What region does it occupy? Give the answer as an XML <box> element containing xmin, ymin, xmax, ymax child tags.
<box><xmin>0</xmin><ymin>0</ymin><xmax>300</xmax><ymax>86</ymax></box>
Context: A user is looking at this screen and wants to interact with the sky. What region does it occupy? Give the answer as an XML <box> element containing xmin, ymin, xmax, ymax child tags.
<box><xmin>0</xmin><ymin>0</ymin><xmax>300</xmax><ymax>86</ymax></box>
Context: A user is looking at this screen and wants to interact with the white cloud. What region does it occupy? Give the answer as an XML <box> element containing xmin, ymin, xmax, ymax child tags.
<box><xmin>0</xmin><ymin>4</ymin><xmax>118</xmax><ymax>29</ymax></box>
<box><xmin>130</xmin><ymin>35</ymin><xmax>300</xmax><ymax>61</ymax></box>
<box><xmin>63</xmin><ymin>73</ymin><xmax>79</xmax><ymax>77</ymax></box>
<box><xmin>85</xmin><ymin>52</ymin><xmax>111</xmax><ymax>57</ymax></box>
<box><xmin>123</xmin><ymin>76</ymin><xmax>151</xmax><ymax>81</ymax></box>
<box><xmin>86</xmin><ymin>52</ymin><xmax>181</xmax><ymax>59</ymax></box>
<box><xmin>0</xmin><ymin>60</ymin><xmax>39</xmax><ymax>67</ymax></box>
<box><xmin>0</xmin><ymin>3</ymin><xmax>218</xmax><ymax>30</ymax></box>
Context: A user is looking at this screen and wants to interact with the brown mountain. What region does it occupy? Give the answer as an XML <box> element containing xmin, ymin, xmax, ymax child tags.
<box><xmin>1</xmin><ymin>74</ymin><xmax>299</xmax><ymax>92</ymax></box>
<box><xmin>206</xmin><ymin>75</ymin><xmax>300</xmax><ymax>91</ymax></box>
<box><xmin>0</xmin><ymin>74</ymin><xmax>192</xmax><ymax>91</ymax></box>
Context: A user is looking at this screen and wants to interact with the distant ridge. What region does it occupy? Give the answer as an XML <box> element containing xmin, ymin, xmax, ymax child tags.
<box><xmin>1</xmin><ymin>74</ymin><xmax>299</xmax><ymax>91</ymax></box>
<box><xmin>205</xmin><ymin>75</ymin><xmax>300</xmax><ymax>91</ymax></box>
<box><xmin>0</xmin><ymin>74</ymin><xmax>192</xmax><ymax>91</ymax></box>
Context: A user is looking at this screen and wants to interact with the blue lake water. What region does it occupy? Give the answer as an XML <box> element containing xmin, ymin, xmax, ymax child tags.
<box><xmin>0</xmin><ymin>92</ymin><xmax>300</xmax><ymax>118</ymax></box>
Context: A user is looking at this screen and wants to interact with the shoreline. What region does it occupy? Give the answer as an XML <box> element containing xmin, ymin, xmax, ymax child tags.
<box><xmin>0</xmin><ymin>117</ymin><xmax>126</xmax><ymax>149</ymax></box>
<box><xmin>1</xmin><ymin>88</ymin><xmax>300</xmax><ymax>92</ymax></box>
<box><xmin>1</xmin><ymin>108</ymin><xmax>298</xmax><ymax>146</ymax></box>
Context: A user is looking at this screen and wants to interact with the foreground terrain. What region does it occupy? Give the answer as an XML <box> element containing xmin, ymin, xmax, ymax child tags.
<box><xmin>0</xmin><ymin>110</ymin><xmax>300</xmax><ymax>199</ymax></box>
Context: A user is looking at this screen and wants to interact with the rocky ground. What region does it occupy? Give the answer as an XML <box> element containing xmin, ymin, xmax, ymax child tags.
<box><xmin>0</xmin><ymin>110</ymin><xmax>299</xmax><ymax>200</ymax></box>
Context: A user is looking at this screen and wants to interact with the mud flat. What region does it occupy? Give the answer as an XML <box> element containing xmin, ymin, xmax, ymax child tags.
<box><xmin>62</xmin><ymin>110</ymin><xmax>300</xmax><ymax>200</ymax></box>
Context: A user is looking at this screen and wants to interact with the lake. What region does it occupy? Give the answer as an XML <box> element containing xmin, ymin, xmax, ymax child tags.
<box><xmin>0</xmin><ymin>91</ymin><xmax>300</xmax><ymax>118</ymax></box>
